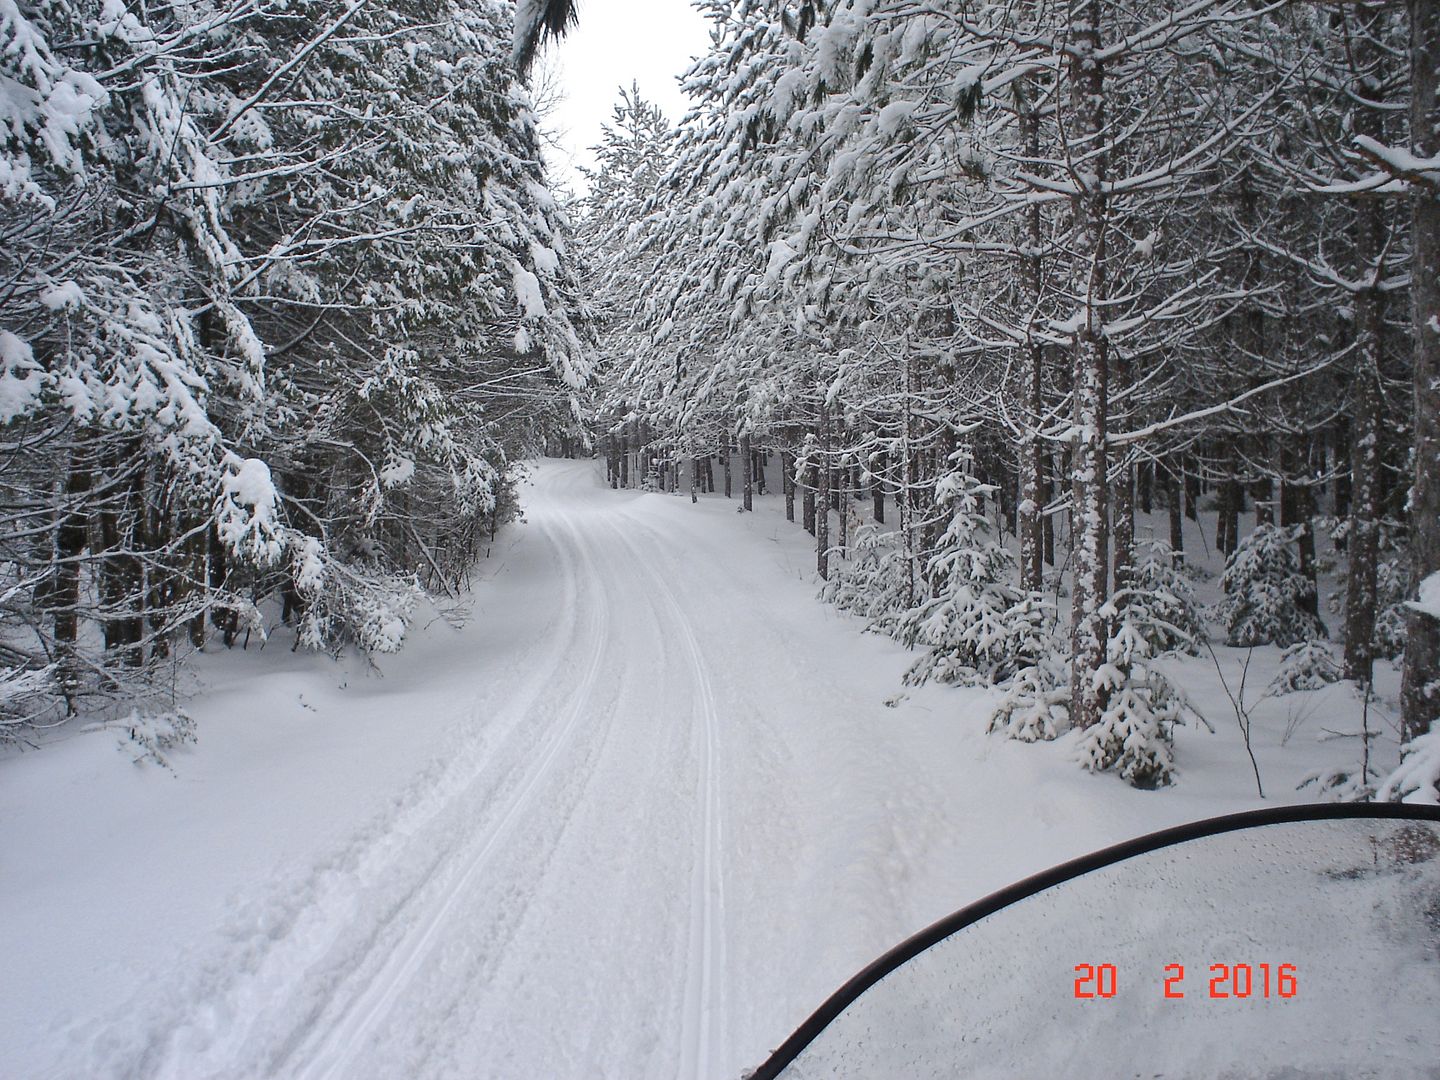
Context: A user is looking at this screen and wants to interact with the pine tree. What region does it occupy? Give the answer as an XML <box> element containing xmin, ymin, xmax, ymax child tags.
<box><xmin>898</xmin><ymin>456</ymin><xmax>1050</xmax><ymax>688</ymax></box>
<box><xmin>1216</xmin><ymin>524</ymin><xmax>1327</xmax><ymax>648</ymax></box>
<box><xmin>0</xmin><ymin>0</ymin><xmax>592</xmax><ymax>733</ymax></box>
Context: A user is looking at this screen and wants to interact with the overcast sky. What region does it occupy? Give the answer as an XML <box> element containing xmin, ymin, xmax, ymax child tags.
<box><xmin>536</xmin><ymin>0</ymin><xmax>713</xmax><ymax>196</ymax></box>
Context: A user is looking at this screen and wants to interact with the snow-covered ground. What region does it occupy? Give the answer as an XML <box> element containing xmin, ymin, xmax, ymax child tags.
<box><xmin>2</xmin><ymin>459</ymin><xmax>1355</xmax><ymax>1079</ymax></box>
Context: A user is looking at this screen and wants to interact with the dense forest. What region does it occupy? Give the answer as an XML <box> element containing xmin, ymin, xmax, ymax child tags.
<box><xmin>576</xmin><ymin>0</ymin><xmax>1440</xmax><ymax>794</ymax></box>
<box><xmin>1</xmin><ymin>0</ymin><xmax>593</xmax><ymax>731</ymax></box>
<box><xmin>4</xmin><ymin>0</ymin><xmax>1440</xmax><ymax>801</ymax></box>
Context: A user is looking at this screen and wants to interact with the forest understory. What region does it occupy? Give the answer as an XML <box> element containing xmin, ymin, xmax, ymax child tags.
<box><xmin>602</xmin><ymin>441</ymin><xmax>1410</xmax><ymax>800</ymax></box>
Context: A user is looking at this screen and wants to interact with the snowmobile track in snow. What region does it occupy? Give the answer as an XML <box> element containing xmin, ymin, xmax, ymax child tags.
<box><xmin>140</xmin><ymin>475</ymin><xmax>740</xmax><ymax>1080</ymax></box>
<box><xmin>611</xmin><ymin>516</ymin><xmax>731</xmax><ymax>1078</ymax></box>
<box><xmin>287</xmin><ymin>503</ymin><xmax>615</xmax><ymax>1080</ymax></box>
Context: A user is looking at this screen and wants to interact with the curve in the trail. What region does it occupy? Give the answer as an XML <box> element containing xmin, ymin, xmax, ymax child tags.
<box><xmin>80</xmin><ymin>459</ymin><xmax>956</xmax><ymax>1080</ymax></box>
<box><xmin>127</xmin><ymin>497</ymin><xmax>603</xmax><ymax>1079</ymax></box>
<box><xmin>125</xmin><ymin>473</ymin><xmax>632</xmax><ymax>1080</ymax></box>
<box><xmin>288</xmin><ymin>501</ymin><xmax>615</xmax><ymax>1080</ymax></box>
<box><xmin>246</xmin><ymin>464</ymin><xmax>744</xmax><ymax>1080</ymax></box>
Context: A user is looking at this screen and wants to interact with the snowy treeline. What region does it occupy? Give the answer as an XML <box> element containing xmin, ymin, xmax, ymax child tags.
<box><xmin>0</xmin><ymin>0</ymin><xmax>592</xmax><ymax>735</ymax></box>
<box><xmin>580</xmin><ymin>0</ymin><xmax>1440</xmax><ymax>791</ymax></box>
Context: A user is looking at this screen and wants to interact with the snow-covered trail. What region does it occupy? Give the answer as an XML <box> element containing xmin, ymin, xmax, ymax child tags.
<box><xmin>271</xmin><ymin>465</ymin><xmax>750</xmax><ymax>1080</ymax></box>
<box><xmin>249</xmin><ymin>459</ymin><xmax>950</xmax><ymax>1080</ymax></box>
<box><xmin>4</xmin><ymin>459</ymin><xmax>1280</xmax><ymax>1080</ymax></box>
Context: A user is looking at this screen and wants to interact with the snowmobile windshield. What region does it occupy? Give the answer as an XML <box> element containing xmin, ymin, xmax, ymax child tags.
<box><xmin>752</xmin><ymin>805</ymin><xmax>1440</xmax><ymax>1080</ymax></box>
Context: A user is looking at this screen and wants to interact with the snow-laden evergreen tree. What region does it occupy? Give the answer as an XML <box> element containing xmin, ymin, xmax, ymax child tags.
<box><xmin>1325</xmin><ymin>520</ymin><xmax>1410</xmax><ymax>664</ymax></box>
<box><xmin>1270</xmin><ymin>642</ymin><xmax>1344</xmax><ymax>696</ymax></box>
<box><xmin>988</xmin><ymin>657</ymin><xmax>1071</xmax><ymax>744</ymax></box>
<box><xmin>1380</xmin><ymin>724</ymin><xmax>1440</xmax><ymax>804</ymax></box>
<box><xmin>1075</xmin><ymin>596</ymin><xmax>1192</xmax><ymax>788</ymax></box>
<box><xmin>1216</xmin><ymin>524</ymin><xmax>1326</xmax><ymax>647</ymax></box>
<box><xmin>220</xmin><ymin>0</ymin><xmax>592</xmax><ymax>632</ymax></box>
<box><xmin>898</xmin><ymin>457</ymin><xmax>1049</xmax><ymax>688</ymax></box>
<box><xmin>821</xmin><ymin>522</ymin><xmax>914</xmax><ymax>636</ymax></box>
<box><xmin>1120</xmin><ymin>542</ymin><xmax>1204</xmax><ymax>657</ymax></box>
<box><xmin>1373</xmin><ymin>556</ymin><xmax>1410</xmax><ymax>662</ymax></box>
<box><xmin>0</xmin><ymin>0</ymin><xmax>592</xmax><ymax>734</ymax></box>
<box><xmin>577</xmin><ymin>86</ymin><xmax>681</xmax><ymax>471</ymax></box>
<box><xmin>1</xmin><ymin>0</ymin><xmax>278</xmax><ymax>713</ymax></box>
<box><xmin>991</xmin><ymin>547</ymin><xmax>1196</xmax><ymax>770</ymax></box>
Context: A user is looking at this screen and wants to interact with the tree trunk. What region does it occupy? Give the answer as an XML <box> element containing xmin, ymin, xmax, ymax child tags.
<box><xmin>1280</xmin><ymin>440</ymin><xmax>1320</xmax><ymax>620</ymax></box>
<box><xmin>1000</xmin><ymin>456</ymin><xmax>1017</xmax><ymax>536</ymax></box>
<box><xmin>188</xmin><ymin>521</ymin><xmax>208</xmax><ymax>649</ymax></box>
<box><xmin>1166</xmin><ymin>461</ymin><xmax>1184</xmax><ymax>554</ymax></box>
<box><xmin>1043</xmin><ymin>452</ymin><xmax>1056</xmax><ymax>566</ymax></box>
<box><xmin>1112</xmin><ymin>462</ymin><xmax>1134</xmax><ymax>599</ymax></box>
<box><xmin>1217</xmin><ymin>468</ymin><xmax>1241</xmax><ymax>557</ymax></box>
<box><xmin>1111</xmin><ymin>345</ymin><xmax>1134</xmax><ymax>598</ymax></box>
<box><xmin>1253</xmin><ymin>469</ymin><xmax>1274</xmax><ymax>527</ymax></box>
<box><xmin>1066</xmin><ymin>0</ymin><xmax>1110</xmax><ymax>731</ymax></box>
<box><xmin>803</xmin><ymin>453</ymin><xmax>816</xmax><ymax>535</ymax></box>
<box><xmin>741</xmin><ymin>433</ymin><xmax>753</xmax><ymax>511</ymax></box>
<box><xmin>1297</xmin><ymin>482</ymin><xmax>1320</xmax><ymax>618</ymax></box>
<box><xmin>817</xmin><ymin>405</ymin><xmax>831</xmax><ymax>580</ymax></box>
<box><xmin>147</xmin><ymin>481</ymin><xmax>171</xmax><ymax>661</ymax></box>
<box><xmin>1400</xmin><ymin>0</ymin><xmax>1440</xmax><ymax>747</ymax></box>
<box><xmin>52</xmin><ymin>457</ymin><xmax>90</xmax><ymax>707</ymax></box>
<box><xmin>782</xmin><ymin>451</ymin><xmax>795</xmax><ymax>521</ymax></box>
<box><xmin>690</xmin><ymin>456</ymin><xmax>699</xmax><ymax>504</ymax></box>
<box><xmin>723</xmin><ymin>441</ymin><xmax>732</xmax><ymax>498</ymax></box>
<box><xmin>98</xmin><ymin>451</ymin><xmax>146</xmax><ymax>668</ymax></box>
<box><xmin>209</xmin><ymin>519</ymin><xmax>238</xmax><ymax>647</ymax></box>
<box><xmin>871</xmin><ymin>447</ymin><xmax>885</xmax><ymax>525</ymax></box>
<box><xmin>905</xmin><ymin>359</ymin><xmax>922</xmax><ymax>525</ymax></box>
<box><xmin>1334</xmin><ymin>419</ymin><xmax>1352</xmax><ymax>523</ymax></box>
<box><xmin>1344</xmin><ymin>301</ymin><xmax>1384</xmax><ymax>683</ymax></box>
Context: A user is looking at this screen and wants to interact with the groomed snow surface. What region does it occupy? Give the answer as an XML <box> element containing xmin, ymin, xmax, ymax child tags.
<box><xmin>2</xmin><ymin>459</ymin><xmax>1374</xmax><ymax>1079</ymax></box>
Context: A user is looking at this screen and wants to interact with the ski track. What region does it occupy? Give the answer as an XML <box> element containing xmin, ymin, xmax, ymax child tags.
<box><xmin>53</xmin><ymin>459</ymin><xmax>944</xmax><ymax>1080</ymax></box>
<box><xmin>609</xmin><ymin>516</ymin><xmax>730</xmax><ymax>1078</ymax></box>
<box><xmin>120</xmin><ymin>482</ymin><xmax>619</xmax><ymax>1080</ymax></box>
<box><xmin>132</xmin><ymin>461</ymin><xmax>750</xmax><ymax>1080</ymax></box>
<box><xmin>286</xmin><ymin>500</ymin><xmax>615</xmax><ymax>1080</ymax></box>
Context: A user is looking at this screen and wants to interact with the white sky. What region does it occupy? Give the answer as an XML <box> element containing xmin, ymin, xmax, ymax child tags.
<box><xmin>535</xmin><ymin>0</ymin><xmax>713</xmax><ymax>196</ymax></box>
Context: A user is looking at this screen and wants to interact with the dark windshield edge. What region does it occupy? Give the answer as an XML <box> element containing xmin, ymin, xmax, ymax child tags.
<box><xmin>746</xmin><ymin>802</ymin><xmax>1440</xmax><ymax>1080</ymax></box>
